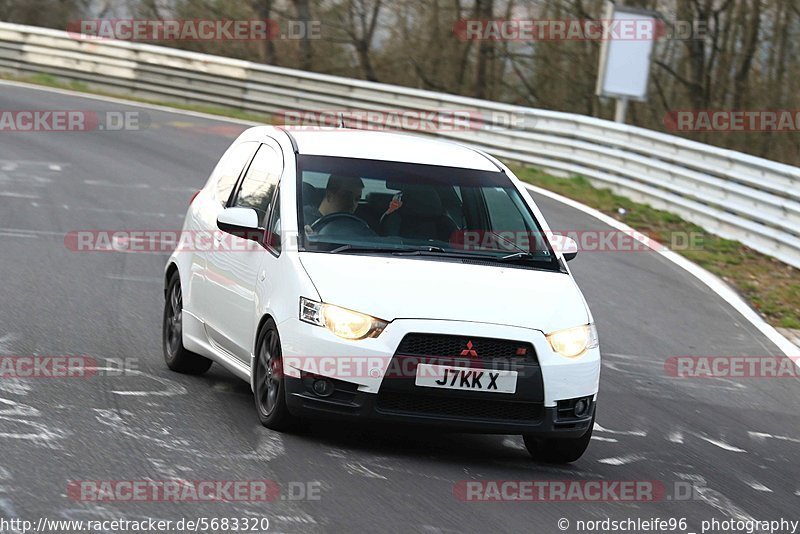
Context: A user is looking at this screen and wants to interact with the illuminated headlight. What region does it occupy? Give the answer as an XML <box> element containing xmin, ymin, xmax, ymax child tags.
<box><xmin>546</xmin><ymin>324</ymin><xmax>598</xmax><ymax>358</ymax></box>
<box><xmin>300</xmin><ymin>297</ymin><xmax>387</xmax><ymax>340</ymax></box>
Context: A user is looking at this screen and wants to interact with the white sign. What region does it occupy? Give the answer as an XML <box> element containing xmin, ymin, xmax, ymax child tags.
<box><xmin>596</xmin><ymin>4</ymin><xmax>658</xmax><ymax>101</ymax></box>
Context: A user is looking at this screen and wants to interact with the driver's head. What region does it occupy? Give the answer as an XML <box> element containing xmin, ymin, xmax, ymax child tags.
<box><xmin>320</xmin><ymin>175</ymin><xmax>364</xmax><ymax>215</ymax></box>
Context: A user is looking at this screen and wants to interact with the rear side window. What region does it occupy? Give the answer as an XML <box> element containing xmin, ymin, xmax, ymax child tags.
<box><xmin>233</xmin><ymin>143</ymin><xmax>283</xmax><ymax>226</ymax></box>
<box><xmin>212</xmin><ymin>141</ymin><xmax>258</xmax><ymax>205</ymax></box>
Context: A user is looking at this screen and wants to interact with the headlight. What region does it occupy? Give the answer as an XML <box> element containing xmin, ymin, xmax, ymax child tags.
<box><xmin>300</xmin><ymin>297</ymin><xmax>387</xmax><ymax>340</ymax></box>
<box><xmin>546</xmin><ymin>324</ymin><xmax>598</xmax><ymax>358</ymax></box>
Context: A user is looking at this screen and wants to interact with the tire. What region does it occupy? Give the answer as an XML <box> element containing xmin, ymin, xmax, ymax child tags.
<box><xmin>253</xmin><ymin>318</ymin><xmax>292</xmax><ymax>430</ymax></box>
<box><xmin>163</xmin><ymin>271</ymin><xmax>213</xmax><ymax>375</ymax></box>
<box><xmin>523</xmin><ymin>413</ymin><xmax>595</xmax><ymax>464</ymax></box>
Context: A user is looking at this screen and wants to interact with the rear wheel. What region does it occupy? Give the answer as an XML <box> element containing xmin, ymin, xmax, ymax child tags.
<box><xmin>254</xmin><ymin>319</ymin><xmax>292</xmax><ymax>430</ymax></box>
<box><xmin>163</xmin><ymin>272</ymin><xmax>213</xmax><ymax>375</ymax></box>
<box><xmin>523</xmin><ymin>414</ymin><xmax>594</xmax><ymax>464</ymax></box>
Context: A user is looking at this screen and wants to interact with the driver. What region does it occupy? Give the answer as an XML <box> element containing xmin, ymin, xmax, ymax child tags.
<box><xmin>304</xmin><ymin>175</ymin><xmax>364</xmax><ymax>227</ymax></box>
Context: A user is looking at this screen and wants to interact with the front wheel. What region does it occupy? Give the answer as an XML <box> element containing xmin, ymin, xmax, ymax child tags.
<box><xmin>253</xmin><ymin>319</ymin><xmax>292</xmax><ymax>430</ymax></box>
<box><xmin>163</xmin><ymin>271</ymin><xmax>213</xmax><ymax>375</ymax></box>
<box><xmin>523</xmin><ymin>414</ymin><xmax>595</xmax><ymax>464</ymax></box>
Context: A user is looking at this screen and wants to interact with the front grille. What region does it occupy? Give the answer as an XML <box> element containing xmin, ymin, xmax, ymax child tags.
<box><xmin>376</xmin><ymin>391</ymin><xmax>543</xmax><ymax>422</ymax></box>
<box><xmin>396</xmin><ymin>333</ymin><xmax>536</xmax><ymax>363</ymax></box>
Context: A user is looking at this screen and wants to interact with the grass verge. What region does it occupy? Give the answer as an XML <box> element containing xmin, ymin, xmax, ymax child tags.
<box><xmin>0</xmin><ymin>72</ymin><xmax>270</xmax><ymax>123</ymax></box>
<box><xmin>515</xmin><ymin>167</ymin><xmax>800</xmax><ymax>329</ymax></box>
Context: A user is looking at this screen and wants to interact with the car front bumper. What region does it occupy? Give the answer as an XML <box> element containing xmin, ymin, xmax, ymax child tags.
<box><xmin>277</xmin><ymin>317</ymin><xmax>599</xmax><ymax>435</ymax></box>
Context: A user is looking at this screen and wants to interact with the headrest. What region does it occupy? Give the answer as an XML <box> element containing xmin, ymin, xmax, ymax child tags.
<box><xmin>396</xmin><ymin>185</ymin><xmax>443</xmax><ymax>217</ymax></box>
<box><xmin>302</xmin><ymin>182</ymin><xmax>324</xmax><ymax>205</ymax></box>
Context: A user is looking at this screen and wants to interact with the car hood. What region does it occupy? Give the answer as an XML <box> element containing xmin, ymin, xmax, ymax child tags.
<box><xmin>298</xmin><ymin>253</ymin><xmax>589</xmax><ymax>333</ymax></box>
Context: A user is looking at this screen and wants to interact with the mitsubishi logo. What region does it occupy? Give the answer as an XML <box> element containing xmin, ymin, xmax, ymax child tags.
<box><xmin>460</xmin><ymin>340</ymin><xmax>478</xmax><ymax>357</ymax></box>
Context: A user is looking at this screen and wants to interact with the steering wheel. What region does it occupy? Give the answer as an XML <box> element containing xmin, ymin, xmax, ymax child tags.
<box><xmin>310</xmin><ymin>212</ymin><xmax>376</xmax><ymax>237</ymax></box>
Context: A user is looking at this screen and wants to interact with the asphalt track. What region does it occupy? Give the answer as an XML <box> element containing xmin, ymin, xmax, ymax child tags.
<box><xmin>0</xmin><ymin>82</ymin><xmax>798</xmax><ymax>533</ymax></box>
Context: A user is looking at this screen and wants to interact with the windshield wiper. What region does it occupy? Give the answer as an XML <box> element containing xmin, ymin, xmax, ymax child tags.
<box><xmin>327</xmin><ymin>244</ymin><xmax>439</xmax><ymax>254</ymax></box>
<box><xmin>327</xmin><ymin>243</ymin><xmax>553</xmax><ymax>263</ymax></box>
<box><xmin>498</xmin><ymin>251</ymin><xmax>551</xmax><ymax>262</ymax></box>
<box><xmin>390</xmin><ymin>246</ymin><xmax>447</xmax><ymax>255</ymax></box>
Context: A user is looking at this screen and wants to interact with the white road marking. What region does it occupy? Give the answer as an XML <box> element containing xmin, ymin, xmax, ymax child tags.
<box><xmin>594</xmin><ymin>423</ymin><xmax>647</xmax><ymax>437</ymax></box>
<box><xmin>160</xmin><ymin>186</ymin><xmax>201</xmax><ymax>193</ymax></box>
<box><xmin>667</xmin><ymin>430</ymin><xmax>684</xmax><ymax>444</ymax></box>
<box><xmin>83</xmin><ymin>179</ymin><xmax>150</xmax><ymax>189</ymax></box>
<box><xmin>48</xmin><ymin>164</ymin><xmax>61</xmax><ymax>171</ymax></box>
<box><xmin>0</xmin><ymin>398</ymin><xmax>40</xmax><ymax>418</ymax></box>
<box><xmin>0</xmin><ymin>159</ymin><xmax>67</xmax><ymax>168</ymax></box>
<box><xmin>742</xmin><ymin>479</ymin><xmax>773</xmax><ymax>492</ymax></box>
<box><xmin>343</xmin><ymin>462</ymin><xmax>387</xmax><ymax>479</ymax></box>
<box><xmin>104</xmin><ymin>368</ymin><xmax>187</xmax><ymax>397</ymax></box>
<box><xmin>0</xmin><ymin>380</ymin><xmax>32</xmax><ymax>396</ymax></box>
<box><xmin>60</xmin><ymin>204</ymin><xmax>174</xmax><ymax>218</ymax></box>
<box><xmin>105</xmin><ymin>274</ymin><xmax>162</xmax><ymax>284</ymax></box>
<box><xmin>696</xmin><ymin>435</ymin><xmax>746</xmax><ymax>453</ymax></box>
<box><xmin>748</xmin><ymin>431</ymin><xmax>800</xmax><ymax>444</ymax></box>
<box><xmin>0</xmin><ymin>415</ymin><xmax>67</xmax><ymax>445</ymax></box>
<box><xmin>148</xmin><ymin>458</ymin><xmax>190</xmax><ymax>479</ymax></box>
<box><xmin>242</xmin><ymin>432</ymin><xmax>285</xmax><ymax>462</ymax></box>
<box><xmin>0</xmin><ymin>232</ymin><xmax>38</xmax><ymax>239</ymax></box>
<box><xmin>590</xmin><ymin>436</ymin><xmax>618</xmax><ymax>443</ymax></box>
<box><xmin>0</xmin><ymin>227</ymin><xmax>65</xmax><ymax>237</ymax></box>
<box><xmin>694</xmin><ymin>486</ymin><xmax>769</xmax><ymax>534</ymax></box>
<box><xmin>597</xmin><ymin>454</ymin><xmax>645</xmax><ymax>466</ymax></box>
<box><xmin>84</xmin><ymin>365</ymin><xmax>187</xmax><ymax>397</ymax></box>
<box><xmin>0</xmin><ymin>192</ymin><xmax>39</xmax><ymax>199</ymax></box>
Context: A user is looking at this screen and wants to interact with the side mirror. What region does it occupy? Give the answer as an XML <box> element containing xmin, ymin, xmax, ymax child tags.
<box><xmin>553</xmin><ymin>234</ymin><xmax>578</xmax><ymax>262</ymax></box>
<box><xmin>217</xmin><ymin>207</ymin><xmax>263</xmax><ymax>241</ymax></box>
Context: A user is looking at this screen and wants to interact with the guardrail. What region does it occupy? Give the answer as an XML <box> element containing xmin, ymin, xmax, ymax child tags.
<box><xmin>1</xmin><ymin>21</ymin><xmax>798</xmax><ymax>268</ymax></box>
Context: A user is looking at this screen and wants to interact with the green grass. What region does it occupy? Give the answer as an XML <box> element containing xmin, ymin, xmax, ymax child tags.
<box><xmin>5</xmin><ymin>71</ymin><xmax>799</xmax><ymax>329</ymax></box>
<box><xmin>516</xmin><ymin>167</ymin><xmax>800</xmax><ymax>329</ymax></box>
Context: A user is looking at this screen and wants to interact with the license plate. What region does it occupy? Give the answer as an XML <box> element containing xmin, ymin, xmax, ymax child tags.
<box><xmin>415</xmin><ymin>364</ymin><xmax>517</xmax><ymax>393</ymax></box>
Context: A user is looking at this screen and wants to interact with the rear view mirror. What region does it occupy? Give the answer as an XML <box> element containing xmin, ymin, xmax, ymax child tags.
<box><xmin>217</xmin><ymin>207</ymin><xmax>263</xmax><ymax>241</ymax></box>
<box><xmin>553</xmin><ymin>234</ymin><xmax>578</xmax><ymax>261</ymax></box>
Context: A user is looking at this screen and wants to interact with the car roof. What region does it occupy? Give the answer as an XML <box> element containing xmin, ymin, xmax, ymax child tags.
<box><xmin>242</xmin><ymin>126</ymin><xmax>499</xmax><ymax>171</ymax></box>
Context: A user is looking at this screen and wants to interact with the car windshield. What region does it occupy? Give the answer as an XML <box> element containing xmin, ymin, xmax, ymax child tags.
<box><xmin>297</xmin><ymin>155</ymin><xmax>560</xmax><ymax>269</ymax></box>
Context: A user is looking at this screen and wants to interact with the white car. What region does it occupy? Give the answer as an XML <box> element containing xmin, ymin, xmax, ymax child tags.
<box><xmin>163</xmin><ymin>126</ymin><xmax>600</xmax><ymax>463</ymax></box>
